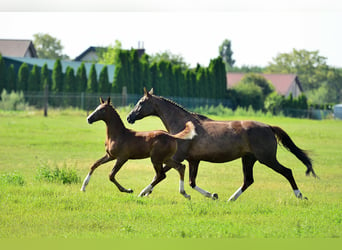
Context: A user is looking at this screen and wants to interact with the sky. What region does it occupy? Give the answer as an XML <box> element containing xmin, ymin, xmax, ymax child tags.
<box><xmin>0</xmin><ymin>0</ymin><xmax>341</xmax><ymax>68</ymax></box>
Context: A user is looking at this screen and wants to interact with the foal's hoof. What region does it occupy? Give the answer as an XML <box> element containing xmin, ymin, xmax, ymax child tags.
<box><xmin>212</xmin><ymin>193</ymin><xmax>218</xmax><ymax>200</ymax></box>
<box><xmin>125</xmin><ymin>189</ymin><xmax>133</xmax><ymax>193</ymax></box>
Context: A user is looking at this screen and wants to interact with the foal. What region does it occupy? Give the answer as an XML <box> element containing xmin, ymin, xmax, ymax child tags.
<box><xmin>80</xmin><ymin>97</ymin><xmax>196</xmax><ymax>198</ymax></box>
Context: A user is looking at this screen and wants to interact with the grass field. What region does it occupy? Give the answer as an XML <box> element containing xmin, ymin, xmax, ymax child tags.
<box><xmin>0</xmin><ymin>108</ymin><xmax>341</xmax><ymax>239</ymax></box>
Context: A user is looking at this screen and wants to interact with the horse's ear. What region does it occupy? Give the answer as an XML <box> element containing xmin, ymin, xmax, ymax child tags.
<box><xmin>143</xmin><ymin>87</ymin><xmax>148</xmax><ymax>96</ymax></box>
<box><xmin>100</xmin><ymin>97</ymin><xmax>104</xmax><ymax>104</ymax></box>
<box><xmin>149</xmin><ymin>88</ymin><xmax>154</xmax><ymax>95</ymax></box>
<box><xmin>106</xmin><ymin>97</ymin><xmax>111</xmax><ymax>104</ymax></box>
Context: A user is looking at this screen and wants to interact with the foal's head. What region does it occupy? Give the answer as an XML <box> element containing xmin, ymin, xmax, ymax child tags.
<box><xmin>127</xmin><ymin>88</ymin><xmax>156</xmax><ymax>124</ymax></box>
<box><xmin>87</xmin><ymin>97</ymin><xmax>113</xmax><ymax>124</ymax></box>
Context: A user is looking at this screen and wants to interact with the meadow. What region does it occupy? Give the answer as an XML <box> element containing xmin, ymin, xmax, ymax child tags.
<box><xmin>0</xmin><ymin>108</ymin><xmax>341</xmax><ymax>239</ymax></box>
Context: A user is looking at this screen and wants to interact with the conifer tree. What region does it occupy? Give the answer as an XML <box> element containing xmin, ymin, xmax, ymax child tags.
<box><xmin>98</xmin><ymin>66</ymin><xmax>110</xmax><ymax>93</ymax></box>
<box><xmin>28</xmin><ymin>65</ymin><xmax>40</xmax><ymax>91</ymax></box>
<box><xmin>76</xmin><ymin>63</ymin><xmax>87</xmax><ymax>92</ymax></box>
<box><xmin>51</xmin><ymin>59</ymin><xmax>63</xmax><ymax>93</ymax></box>
<box><xmin>0</xmin><ymin>54</ymin><xmax>6</xmax><ymax>91</ymax></box>
<box><xmin>87</xmin><ymin>64</ymin><xmax>98</xmax><ymax>93</ymax></box>
<box><xmin>7</xmin><ymin>64</ymin><xmax>16</xmax><ymax>91</ymax></box>
<box><xmin>17</xmin><ymin>63</ymin><xmax>30</xmax><ymax>91</ymax></box>
<box><xmin>40</xmin><ymin>63</ymin><xmax>50</xmax><ymax>91</ymax></box>
<box><xmin>63</xmin><ymin>66</ymin><xmax>75</xmax><ymax>92</ymax></box>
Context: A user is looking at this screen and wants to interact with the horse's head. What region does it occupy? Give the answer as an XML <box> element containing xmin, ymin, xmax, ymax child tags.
<box><xmin>127</xmin><ymin>88</ymin><xmax>156</xmax><ymax>124</ymax></box>
<box><xmin>87</xmin><ymin>97</ymin><xmax>111</xmax><ymax>124</ymax></box>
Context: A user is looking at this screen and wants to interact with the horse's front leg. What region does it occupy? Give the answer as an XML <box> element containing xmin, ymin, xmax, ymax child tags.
<box><xmin>189</xmin><ymin>160</ymin><xmax>218</xmax><ymax>200</ymax></box>
<box><xmin>81</xmin><ymin>155</ymin><xmax>112</xmax><ymax>192</ymax></box>
<box><xmin>109</xmin><ymin>158</ymin><xmax>133</xmax><ymax>193</ymax></box>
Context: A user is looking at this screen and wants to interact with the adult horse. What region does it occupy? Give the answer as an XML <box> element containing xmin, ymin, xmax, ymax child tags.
<box><xmin>80</xmin><ymin>97</ymin><xmax>196</xmax><ymax>198</ymax></box>
<box><xmin>127</xmin><ymin>88</ymin><xmax>317</xmax><ymax>201</ymax></box>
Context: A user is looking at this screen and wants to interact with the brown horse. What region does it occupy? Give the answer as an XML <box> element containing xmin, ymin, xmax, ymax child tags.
<box><xmin>127</xmin><ymin>88</ymin><xmax>317</xmax><ymax>201</ymax></box>
<box><xmin>80</xmin><ymin>97</ymin><xmax>196</xmax><ymax>198</ymax></box>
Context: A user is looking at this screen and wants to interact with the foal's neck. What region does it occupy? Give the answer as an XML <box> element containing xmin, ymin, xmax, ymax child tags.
<box><xmin>104</xmin><ymin>107</ymin><xmax>127</xmax><ymax>138</ymax></box>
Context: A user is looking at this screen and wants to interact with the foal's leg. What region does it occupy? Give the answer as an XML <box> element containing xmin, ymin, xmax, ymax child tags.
<box><xmin>139</xmin><ymin>161</ymin><xmax>166</xmax><ymax>197</ymax></box>
<box><xmin>109</xmin><ymin>158</ymin><xmax>133</xmax><ymax>193</ymax></box>
<box><xmin>165</xmin><ymin>159</ymin><xmax>191</xmax><ymax>199</ymax></box>
<box><xmin>189</xmin><ymin>160</ymin><xmax>218</xmax><ymax>200</ymax></box>
<box><xmin>81</xmin><ymin>155</ymin><xmax>113</xmax><ymax>192</ymax></box>
<box><xmin>228</xmin><ymin>154</ymin><xmax>256</xmax><ymax>202</ymax></box>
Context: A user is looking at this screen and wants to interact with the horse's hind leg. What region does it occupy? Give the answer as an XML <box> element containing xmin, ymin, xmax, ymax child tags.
<box><xmin>228</xmin><ymin>154</ymin><xmax>256</xmax><ymax>202</ymax></box>
<box><xmin>81</xmin><ymin>154</ymin><xmax>112</xmax><ymax>192</ymax></box>
<box><xmin>109</xmin><ymin>158</ymin><xmax>133</xmax><ymax>193</ymax></box>
<box><xmin>262</xmin><ymin>158</ymin><xmax>306</xmax><ymax>199</ymax></box>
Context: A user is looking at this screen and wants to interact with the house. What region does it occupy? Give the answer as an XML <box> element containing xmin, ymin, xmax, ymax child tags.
<box><xmin>0</xmin><ymin>39</ymin><xmax>37</xmax><ymax>58</ymax></box>
<box><xmin>226</xmin><ymin>73</ymin><xmax>303</xmax><ymax>98</ymax></box>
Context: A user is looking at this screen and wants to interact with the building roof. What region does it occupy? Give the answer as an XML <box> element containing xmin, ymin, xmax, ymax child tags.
<box><xmin>74</xmin><ymin>46</ymin><xmax>99</xmax><ymax>61</ymax></box>
<box><xmin>226</xmin><ymin>73</ymin><xmax>303</xmax><ymax>96</ymax></box>
<box><xmin>0</xmin><ymin>39</ymin><xmax>37</xmax><ymax>58</ymax></box>
<box><xmin>3</xmin><ymin>56</ymin><xmax>115</xmax><ymax>83</ymax></box>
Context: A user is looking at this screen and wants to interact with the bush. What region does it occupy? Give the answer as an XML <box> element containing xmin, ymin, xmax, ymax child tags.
<box><xmin>0</xmin><ymin>89</ymin><xmax>28</xmax><ymax>110</ymax></box>
<box><xmin>36</xmin><ymin>164</ymin><xmax>81</xmax><ymax>184</ymax></box>
<box><xmin>0</xmin><ymin>172</ymin><xmax>25</xmax><ymax>186</ymax></box>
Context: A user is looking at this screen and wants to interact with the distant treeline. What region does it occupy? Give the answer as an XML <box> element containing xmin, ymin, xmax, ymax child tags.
<box><xmin>0</xmin><ymin>51</ymin><xmax>227</xmax><ymax>99</ymax></box>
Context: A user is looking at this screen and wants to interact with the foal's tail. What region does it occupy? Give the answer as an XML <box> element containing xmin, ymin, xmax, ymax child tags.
<box><xmin>271</xmin><ymin>126</ymin><xmax>317</xmax><ymax>178</ymax></box>
<box><xmin>173</xmin><ymin>121</ymin><xmax>197</xmax><ymax>140</ymax></box>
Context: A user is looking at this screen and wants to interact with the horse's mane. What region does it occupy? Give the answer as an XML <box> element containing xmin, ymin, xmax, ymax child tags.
<box><xmin>157</xmin><ymin>96</ymin><xmax>212</xmax><ymax>122</ymax></box>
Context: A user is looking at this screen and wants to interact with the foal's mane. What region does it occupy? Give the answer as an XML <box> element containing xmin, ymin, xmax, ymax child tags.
<box><xmin>157</xmin><ymin>95</ymin><xmax>212</xmax><ymax>122</ymax></box>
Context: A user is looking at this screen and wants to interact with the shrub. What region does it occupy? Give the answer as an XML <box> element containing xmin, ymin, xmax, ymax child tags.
<box><xmin>36</xmin><ymin>164</ymin><xmax>81</xmax><ymax>184</ymax></box>
<box><xmin>0</xmin><ymin>89</ymin><xmax>28</xmax><ymax>110</ymax></box>
<box><xmin>0</xmin><ymin>172</ymin><xmax>25</xmax><ymax>186</ymax></box>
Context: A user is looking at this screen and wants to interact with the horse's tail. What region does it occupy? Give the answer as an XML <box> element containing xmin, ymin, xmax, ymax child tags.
<box><xmin>173</xmin><ymin>121</ymin><xmax>197</xmax><ymax>140</ymax></box>
<box><xmin>271</xmin><ymin>126</ymin><xmax>317</xmax><ymax>178</ymax></box>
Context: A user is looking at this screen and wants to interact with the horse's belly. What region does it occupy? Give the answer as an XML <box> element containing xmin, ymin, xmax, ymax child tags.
<box><xmin>188</xmin><ymin>145</ymin><xmax>243</xmax><ymax>163</ymax></box>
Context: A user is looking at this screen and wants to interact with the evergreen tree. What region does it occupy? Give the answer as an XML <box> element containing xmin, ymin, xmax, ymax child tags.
<box><xmin>130</xmin><ymin>49</ymin><xmax>142</xmax><ymax>94</ymax></box>
<box><xmin>63</xmin><ymin>66</ymin><xmax>75</xmax><ymax>92</ymax></box>
<box><xmin>98</xmin><ymin>66</ymin><xmax>110</xmax><ymax>93</ymax></box>
<box><xmin>87</xmin><ymin>64</ymin><xmax>98</xmax><ymax>93</ymax></box>
<box><xmin>0</xmin><ymin>54</ymin><xmax>6</xmax><ymax>91</ymax></box>
<box><xmin>17</xmin><ymin>63</ymin><xmax>30</xmax><ymax>91</ymax></box>
<box><xmin>28</xmin><ymin>65</ymin><xmax>40</xmax><ymax>91</ymax></box>
<box><xmin>40</xmin><ymin>63</ymin><xmax>50</xmax><ymax>91</ymax></box>
<box><xmin>51</xmin><ymin>59</ymin><xmax>63</xmax><ymax>93</ymax></box>
<box><xmin>149</xmin><ymin>62</ymin><xmax>159</xmax><ymax>94</ymax></box>
<box><xmin>140</xmin><ymin>54</ymin><xmax>151</xmax><ymax>92</ymax></box>
<box><xmin>7</xmin><ymin>64</ymin><xmax>16</xmax><ymax>91</ymax></box>
<box><xmin>76</xmin><ymin>63</ymin><xmax>87</xmax><ymax>92</ymax></box>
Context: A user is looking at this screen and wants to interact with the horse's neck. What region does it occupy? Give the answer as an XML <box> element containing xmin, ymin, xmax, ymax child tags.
<box><xmin>104</xmin><ymin>109</ymin><xmax>127</xmax><ymax>139</ymax></box>
<box><xmin>155</xmin><ymin>98</ymin><xmax>193</xmax><ymax>133</ymax></box>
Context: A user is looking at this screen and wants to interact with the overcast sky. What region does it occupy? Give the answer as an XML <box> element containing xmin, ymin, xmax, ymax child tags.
<box><xmin>0</xmin><ymin>0</ymin><xmax>341</xmax><ymax>68</ymax></box>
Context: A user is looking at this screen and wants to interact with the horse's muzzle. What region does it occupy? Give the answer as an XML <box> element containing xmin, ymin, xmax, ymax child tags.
<box><xmin>127</xmin><ymin>113</ymin><xmax>136</xmax><ymax>124</ymax></box>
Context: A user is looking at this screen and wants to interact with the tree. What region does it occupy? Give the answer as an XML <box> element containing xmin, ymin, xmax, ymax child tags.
<box><xmin>40</xmin><ymin>63</ymin><xmax>50</xmax><ymax>91</ymax></box>
<box><xmin>63</xmin><ymin>66</ymin><xmax>75</xmax><ymax>92</ymax></box>
<box><xmin>6</xmin><ymin>64</ymin><xmax>16</xmax><ymax>91</ymax></box>
<box><xmin>97</xmin><ymin>40</ymin><xmax>122</xmax><ymax>65</ymax></box>
<box><xmin>266</xmin><ymin>49</ymin><xmax>328</xmax><ymax>91</ymax></box>
<box><xmin>76</xmin><ymin>63</ymin><xmax>87</xmax><ymax>92</ymax></box>
<box><xmin>28</xmin><ymin>65</ymin><xmax>40</xmax><ymax>91</ymax></box>
<box><xmin>150</xmin><ymin>50</ymin><xmax>189</xmax><ymax>70</ymax></box>
<box><xmin>219</xmin><ymin>39</ymin><xmax>235</xmax><ymax>71</ymax></box>
<box><xmin>17</xmin><ymin>63</ymin><xmax>29</xmax><ymax>91</ymax></box>
<box><xmin>51</xmin><ymin>60</ymin><xmax>63</xmax><ymax>93</ymax></box>
<box><xmin>33</xmin><ymin>33</ymin><xmax>69</xmax><ymax>60</ymax></box>
<box><xmin>0</xmin><ymin>54</ymin><xmax>6</xmax><ymax>91</ymax></box>
<box><xmin>98</xmin><ymin>66</ymin><xmax>110</xmax><ymax>93</ymax></box>
<box><xmin>87</xmin><ymin>64</ymin><xmax>98</xmax><ymax>93</ymax></box>
<box><xmin>233</xmin><ymin>82</ymin><xmax>264</xmax><ymax>110</ymax></box>
<box><xmin>239</xmin><ymin>73</ymin><xmax>274</xmax><ymax>98</ymax></box>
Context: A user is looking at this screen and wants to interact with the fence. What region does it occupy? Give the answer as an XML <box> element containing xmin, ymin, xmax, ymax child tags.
<box><xmin>23</xmin><ymin>91</ymin><xmax>232</xmax><ymax>111</ymax></box>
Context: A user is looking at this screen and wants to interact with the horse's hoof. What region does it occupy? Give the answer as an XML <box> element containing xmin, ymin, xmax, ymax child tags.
<box><xmin>212</xmin><ymin>193</ymin><xmax>218</xmax><ymax>200</ymax></box>
<box><xmin>126</xmin><ymin>189</ymin><xmax>133</xmax><ymax>193</ymax></box>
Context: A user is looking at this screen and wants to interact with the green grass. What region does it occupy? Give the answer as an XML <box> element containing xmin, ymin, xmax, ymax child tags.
<box><xmin>0</xmin><ymin>109</ymin><xmax>341</xmax><ymax>239</ymax></box>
